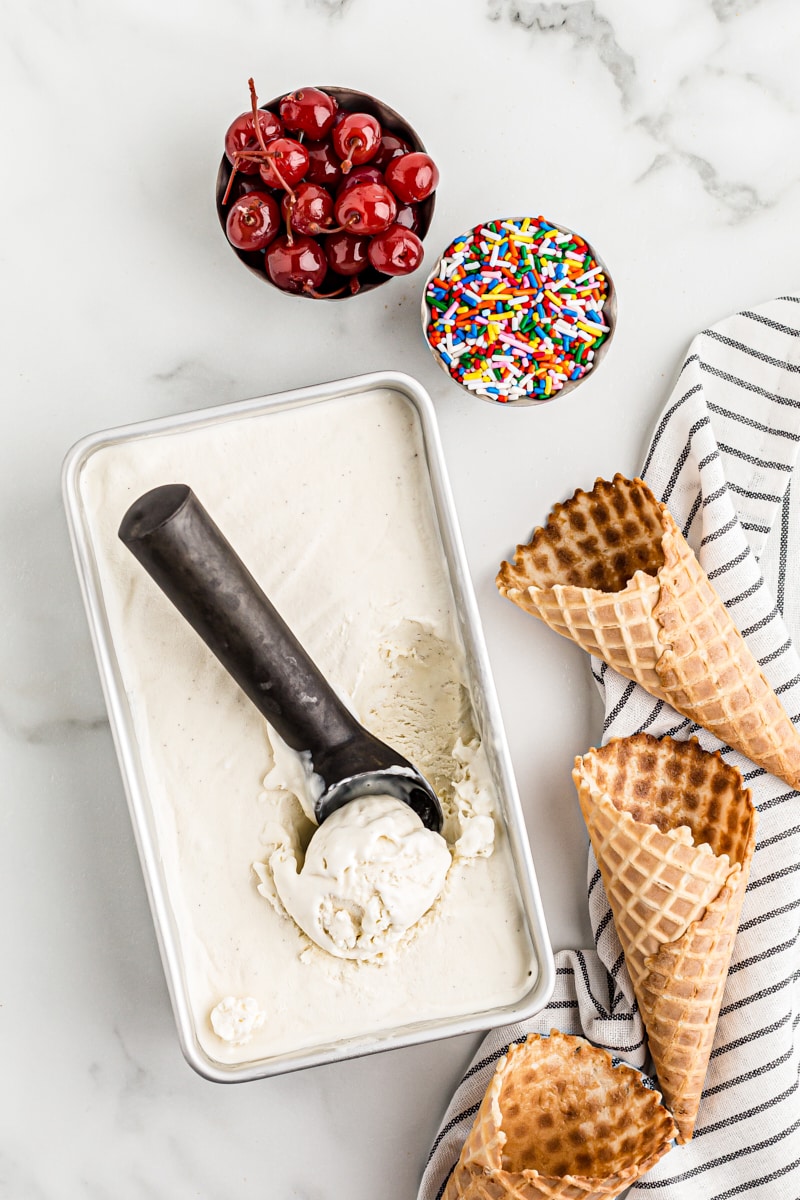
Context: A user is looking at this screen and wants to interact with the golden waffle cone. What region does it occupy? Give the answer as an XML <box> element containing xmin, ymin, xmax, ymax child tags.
<box><xmin>496</xmin><ymin>475</ymin><xmax>800</xmax><ymax>789</ymax></box>
<box><xmin>443</xmin><ymin>1030</ymin><xmax>676</xmax><ymax>1200</ymax></box>
<box><xmin>573</xmin><ymin>735</ymin><xmax>757</xmax><ymax>1142</ymax></box>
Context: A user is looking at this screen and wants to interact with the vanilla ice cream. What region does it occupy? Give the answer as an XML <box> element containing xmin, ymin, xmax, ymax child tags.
<box><xmin>75</xmin><ymin>384</ymin><xmax>541</xmax><ymax>1071</ymax></box>
<box><xmin>269</xmin><ymin>794</ymin><xmax>451</xmax><ymax>960</ymax></box>
<box><xmin>209</xmin><ymin>996</ymin><xmax>266</xmax><ymax>1045</ymax></box>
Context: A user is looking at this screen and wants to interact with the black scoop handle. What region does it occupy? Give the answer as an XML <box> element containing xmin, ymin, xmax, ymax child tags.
<box><xmin>118</xmin><ymin>484</ymin><xmax>361</xmax><ymax>760</ymax></box>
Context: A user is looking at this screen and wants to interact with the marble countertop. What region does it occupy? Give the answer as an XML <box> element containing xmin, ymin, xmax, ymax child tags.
<box><xmin>3</xmin><ymin>1</ymin><xmax>800</xmax><ymax>1195</ymax></box>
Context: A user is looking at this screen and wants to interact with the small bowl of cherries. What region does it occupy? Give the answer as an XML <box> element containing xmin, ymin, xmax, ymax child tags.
<box><xmin>216</xmin><ymin>80</ymin><xmax>439</xmax><ymax>299</ymax></box>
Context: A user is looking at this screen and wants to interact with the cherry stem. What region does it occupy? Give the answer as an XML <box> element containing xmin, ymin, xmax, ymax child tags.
<box><xmin>248</xmin><ymin>78</ymin><xmax>268</xmax><ymax>153</ymax></box>
<box><xmin>304</xmin><ymin>282</ymin><xmax>347</xmax><ymax>299</ymax></box>
<box><xmin>284</xmin><ymin>194</ymin><xmax>295</xmax><ymax>245</ymax></box>
<box><xmin>266</xmin><ymin>153</ymin><xmax>295</xmax><ymax>198</ymax></box>
<box><xmin>314</xmin><ymin>216</ymin><xmax>359</xmax><ymax>235</ymax></box>
<box><xmin>340</xmin><ymin>135</ymin><xmax>363</xmax><ymax>175</ymax></box>
<box><xmin>246</xmin><ymin>76</ymin><xmax>297</xmax><ymax>204</ymax></box>
<box><xmin>222</xmin><ymin>163</ymin><xmax>239</xmax><ymax>206</ymax></box>
<box><xmin>222</xmin><ymin>79</ymin><xmax>271</xmax><ymax>208</ymax></box>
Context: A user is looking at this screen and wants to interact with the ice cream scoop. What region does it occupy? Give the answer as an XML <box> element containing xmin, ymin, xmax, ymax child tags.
<box><xmin>118</xmin><ymin>484</ymin><xmax>443</xmax><ymax>832</ymax></box>
<box><xmin>269</xmin><ymin>793</ymin><xmax>452</xmax><ymax>960</ymax></box>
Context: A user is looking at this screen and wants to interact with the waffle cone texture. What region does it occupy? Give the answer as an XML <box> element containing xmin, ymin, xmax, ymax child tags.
<box><xmin>443</xmin><ymin>1030</ymin><xmax>676</xmax><ymax>1200</ymax></box>
<box><xmin>496</xmin><ymin>475</ymin><xmax>800</xmax><ymax>789</ymax></box>
<box><xmin>573</xmin><ymin>735</ymin><xmax>757</xmax><ymax>1142</ymax></box>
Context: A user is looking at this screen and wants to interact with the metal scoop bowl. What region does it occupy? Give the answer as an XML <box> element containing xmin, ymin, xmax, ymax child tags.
<box><xmin>118</xmin><ymin>484</ymin><xmax>443</xmax><ymax>833</ymax></box>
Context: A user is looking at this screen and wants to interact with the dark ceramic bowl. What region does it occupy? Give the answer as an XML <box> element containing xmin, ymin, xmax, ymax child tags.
<box><xmin>216</xmin><ymin>86</ymin><xmax>437</xmax><ymax>300</ymax></box>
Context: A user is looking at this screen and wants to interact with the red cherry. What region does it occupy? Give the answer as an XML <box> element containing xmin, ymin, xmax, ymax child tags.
<box><xmin>367</xmin><ymin>224</ymin><xmax>424</xmax><ymax>275</ymax></box>
<box><xmin>279</xmin><ymin>88</ymin><xmax>338</xmax><ymax>139</ymax></box>
<box><xmin>325</xmin><ymin>231</ymin><xmax>371</xmax><ymax>276</ymax></box>
<box><xmin>334</xmin><ymin>181</ymin><xmax>397</xmax><ymax>235</ymax></box>
<box><xmin>372</xmin><ymin>132</ymin><xmax>411</xmax><ymax>170</ymax></box>
<box><xmin>226</xmin><ymin>191</ymin><xmax>280</xmax><ymax>251</ymax></box>
<box><xmin>258</xmin><ymin>137</ymin><xmax>309</xmax><ymax>190</ymax></box>
<box><xmin>394</xmin><ymin>202</ymin><xmax>420</xmax><ymax>232</ymax></box>
<box><xmin>336</xmin><ymin>165</ymin><xmax>384</xmax><ymax>196</ymax></box>
<box><xmin>385</xmin><ymin>153</ymin><xmax>439</xmax><ymax>203</ymax></box>
<box><xmin>265</xmin><ymin>234</ymin><xmax>327</xmax><ymax>293</ymax></box>
<box><xmin>225</xmin><ymin>109</ymin><xmax>283</xmax><ymax>174</ymax></box>
<box><xmin>304</xmin><ymin>138</ymin><xmax>344</xmax><ymax>188</ymax></box>
<box><xmin>333</xmin><ymin>112</ymin><xmax>382</xmax><ymax>173</ymax></box>
<box><xmin>281</xmin><ymin>182</ymin><xmax>334</xmax><ymax>235</ymax></box>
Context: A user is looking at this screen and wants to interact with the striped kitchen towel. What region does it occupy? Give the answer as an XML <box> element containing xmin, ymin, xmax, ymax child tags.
<box><xmin>419</xmin><ymin>296</ymin><xmax>800</xmax><ymax>1200</ymax></box>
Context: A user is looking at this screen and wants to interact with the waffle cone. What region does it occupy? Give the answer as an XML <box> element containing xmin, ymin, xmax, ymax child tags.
<box><xmin>573</xmin><ymin>735</ymin><xmax>757</xmax><ymax>1142</ymax></box>
<box><xmin>443</xmin><ymin>1030</ymin><xmax>676</xmax><ymax>1200</ymax></box>
<box><xmin>496</xmin><ymin>475</ymin><xmax>800</xmax><ymax>789</ymax></box>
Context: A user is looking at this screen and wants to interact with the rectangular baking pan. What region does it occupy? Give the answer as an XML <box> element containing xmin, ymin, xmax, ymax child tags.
<box><xmin>62</xmin><ymin>370</ymin><xmax>555</xmax><ymax>1081</ymax></box>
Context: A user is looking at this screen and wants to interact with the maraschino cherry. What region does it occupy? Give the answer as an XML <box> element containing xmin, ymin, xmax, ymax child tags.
<box><xmin>305</xmin><ymin>139</ymin><xmax>344</xmax><ymax>188</ymax></box>
<box><xmin>337</xmin><ymin>165</ymin><xmax>384</xmax><ymax>196</ymax></box>
<box><xmin>394</xmin><ymin>202</ymin><xmax>420</xmax><ymax>232</ymax></box>
<box><xmin>325</xmin><ymin>231</ymin><xmax>370</xmax><ymax>276</ymax></box>
<box><xmin>282</xmin><ymin>183</ymin><xmax>335</xmax><ymax>235</ymax></box>
<box><xmin>279</xmin><ymin>88</ymin><xmax>338</xmax><ymax>139</ymax></box>
<box><xmin>265</xmin><ymin>235</ymin><xmax>327</xmax><ymax>294</ymax></box>
<box><xmin>368</xmin><ymin>225</ymin><xmax>424</xmax><ymax>275</ymax></box>
<box><xmin>385</xmin><ymin>153</ymin><xmax>439</xmax><ymax>203</ymax></box>
<box><xmin>334</xmin><ymin>181</ymin><xmax>397</xmax><ymax>235</ymax></box>
<box><xmin>333</xmin><ymin>112</ymin><xmax>382</xmax><ymax>173</ymax></box>
<box><xmin>373</xmin><ymin>132</ymin><xmax>411</xmax><ymax>170</ymax></box>
<box><xmin>258</xmin><ymin>138</ymin><xmax>309</xmax><ymax>190</ymax></box>
<box><xmin>224</xmin><ymin>109</ymin><xmax>283</xmax><ymax>174</ymax></box>
<box><xmin>226</xmin><ymin>191</ymin><xmax>280</xmax><ymax>251</ymax></box>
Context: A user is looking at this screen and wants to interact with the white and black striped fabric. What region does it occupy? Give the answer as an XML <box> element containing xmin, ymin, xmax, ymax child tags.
<box><xmin>419</xmin><ymin>296</ymin><xmax>800</xmax><ymax>1200</ymax></box>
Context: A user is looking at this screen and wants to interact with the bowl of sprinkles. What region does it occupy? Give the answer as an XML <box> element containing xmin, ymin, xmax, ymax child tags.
<box><xmin>422</xmin><ymin>216</ymin><xmax>615</xmax><ymax>405</ymax></box>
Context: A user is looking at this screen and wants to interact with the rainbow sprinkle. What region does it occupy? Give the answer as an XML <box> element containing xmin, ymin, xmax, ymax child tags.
<box><xmin>424</xmin><ymin>217</ymin><xmax>612</xmax><ymax>404</ymax></box>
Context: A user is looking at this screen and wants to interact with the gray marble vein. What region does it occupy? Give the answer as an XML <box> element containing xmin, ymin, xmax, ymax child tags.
<box><xmin>303</xmin><ymin>0</ymin><xmax>357</xmax><ymax>14</ymax></box>
<box><xmin>0</xmin><ymin>709</ymin><xmax>109</xmax><ymax>745</ymax></box>
<box><xmin>488</xmin><ymin>0</ymin><xmax>637</xmax><ymax>105</ymax></box>
<box><xmin>712</xmin><ymin>0</ymin><xmax>763</xmax><ymax>19</ymax></box>
<box><xmin>636</xmin><ymin>123</ymin><xmax>764</xmax><ymax>222</ymax></box>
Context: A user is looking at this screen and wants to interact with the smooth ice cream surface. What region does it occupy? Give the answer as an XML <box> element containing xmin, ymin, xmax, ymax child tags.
<box><xmin>270</xmin><ymin>795</ymin><xmax>452</xmax><ymax>960</ymax></box>
<box><xmin>79</xmin><ymin>387</ymin><xmax>537</xmax><ymax>1067</ymax></box>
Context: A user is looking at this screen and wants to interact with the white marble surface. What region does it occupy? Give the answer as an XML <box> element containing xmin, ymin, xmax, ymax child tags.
<box><xmin>3</xmin><ymin>1</ymin><xmax>800</xmax><ymax>1195</ymax></box>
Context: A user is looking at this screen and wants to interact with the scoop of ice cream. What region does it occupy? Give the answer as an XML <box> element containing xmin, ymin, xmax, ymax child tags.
<box><xmin>209</xmin><ymin>996</ymin><xmax>266</xmax><ymax>1045</ymax></box>
<box><xmin>269</xmin><ymin>794</ymin><xmax>452</xmax><ymax>960</ymax></box>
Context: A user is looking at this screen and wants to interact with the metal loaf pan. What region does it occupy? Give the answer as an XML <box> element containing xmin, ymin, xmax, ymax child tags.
<box><xmin>62</xmin><ymin>371</ymin><xmax>555</xmax><ymax>1081</ymax></box>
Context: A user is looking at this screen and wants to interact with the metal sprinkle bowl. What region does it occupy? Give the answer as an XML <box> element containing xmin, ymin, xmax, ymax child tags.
<box><xmin>421</xmin><ymin>216</ymin><xmax>617</xmax><ymax>406</ymax></box>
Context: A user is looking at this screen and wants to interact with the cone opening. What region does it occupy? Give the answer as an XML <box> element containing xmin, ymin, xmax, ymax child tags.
<box><xmin>496</xmin><ymin>1032</ymin><xmax>675</xmax><ymax>1180</ymax></box>
<box><xmin>584</xmin><ymin>735</ymin><xmax>755</xmax><ymax>867</ymax></box>
<box><xmin>500</xmin><ymin>476</ymin><xmax>667</xmax><ymax>596</ymax></box>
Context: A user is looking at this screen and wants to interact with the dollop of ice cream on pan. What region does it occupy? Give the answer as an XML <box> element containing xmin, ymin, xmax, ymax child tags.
<box><xmin>269</xmin><ymin>795</ymin><xmax>452</xmax><ymax>960</ymax></box>
<box><xmin>209</xmin><ymin>996</ymin><xmax>267</xmax><ymax>1045</ymax></box>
